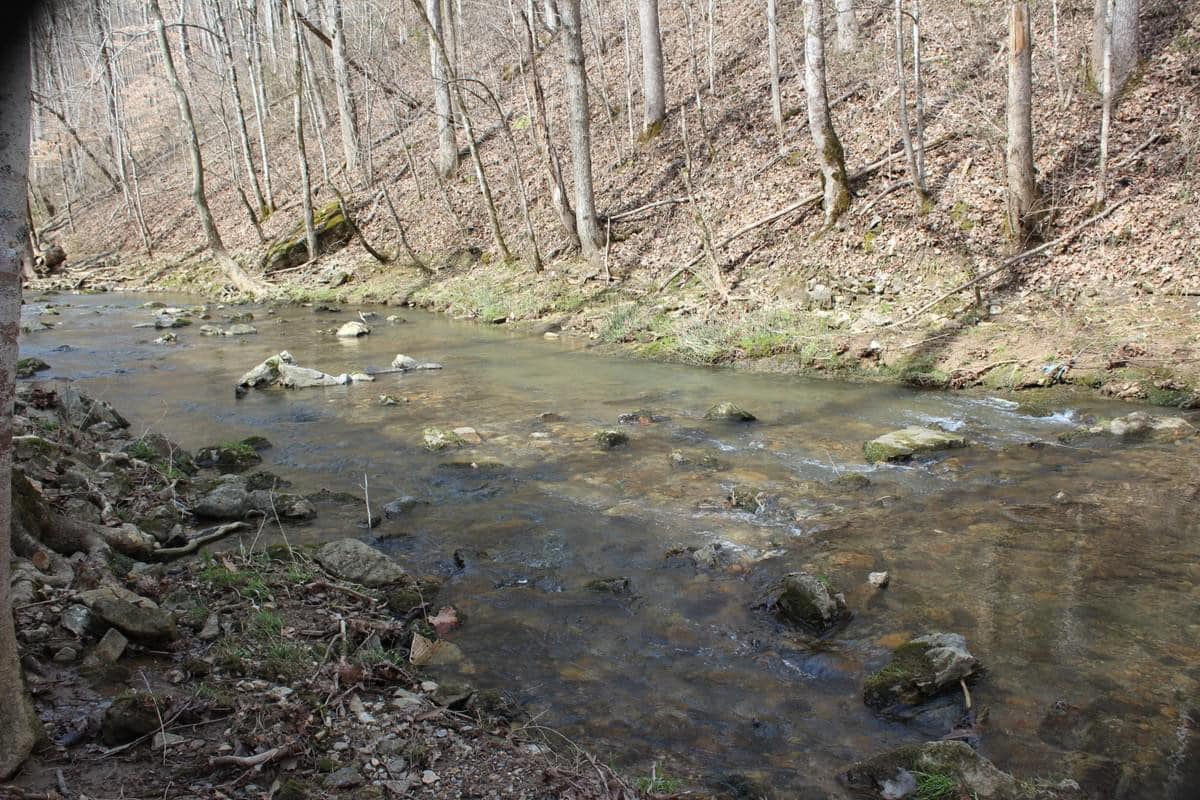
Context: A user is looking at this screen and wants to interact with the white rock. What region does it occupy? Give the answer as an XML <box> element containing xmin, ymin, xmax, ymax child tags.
<box><xmin>868</xmin><ymin>571</ymin><xmax>891</xmax><ymax>589</ymax></box>
<box><xmin>336</xmin><ymin>321</ymin><xmax>371</xmax><ymax>338</ymax></box>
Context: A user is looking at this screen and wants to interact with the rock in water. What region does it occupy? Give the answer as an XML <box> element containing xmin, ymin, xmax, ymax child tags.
<box><xmin>336</xmin><ymin>321</ymin><xmax>371</xmax><ymax>338</ymax></box>
<box><xmin>869</xmin><ymin>571</ymin><xmax>891</xmax><ymax>589</ymax></box>
<box><xmin>15</xmin><ymin>357</ymin><xmax>51</xmax><ymax>378</ymax></box>
<box><xmin>864</xmin><ymin>632</ymin><xmax>979</xmax><ymax>712</ymax></box>
<box><xmin>593</xmin><ymin>429</ymin><xmax>629</xmax><ymax>449</ymax></box>
<box><xmin>225</xmin><ymin>323</ymin><xmax>258</xmax><ymax>336</ymax></box>
<box><xmin>864</xmin><ymin>427</ymin><xmax>967</xmax><ymax>463</ymax></box>
<box><xmin>315</xmin><ymin>539</ymin><xmax>406</xmax><ymax>587</ymax></box>
<box><xmin>704</xmin><ymin>402</ymin><xmax>757</xmax><ymax>422</ymax></box>
<box><xmin>423</xmin><ymin>428</ymin><xmax>464</xmax><ymax>451</ymax></box>
<box><xmin>841</xmin><ymin>741</ymin><xmax>1018</xmax><ymax>800</ymax></box>
<box><xmin>1062</xmin><ymin>411</ymin><xmax>1198</xmax><ymax>444</ymax></box>
<box><xmin>392</xmin><ymin>354</ymin><xmax>420</xmax><ymax>370</ymax></box>
<box><xmin>763</xmin><ymin>571</ymin><xmax>849</xmax><ymax>635</ymax></box>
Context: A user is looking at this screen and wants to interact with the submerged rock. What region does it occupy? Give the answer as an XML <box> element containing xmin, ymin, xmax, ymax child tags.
<box><xmin>594</xmin><ymin>429</ymin><xmax>629</xmax><ymax>449</ymax></box>
<box><xmin>704</xmin><ymin>402</ymin><xmax>757</xmax><ymax>422</ymax></box>
<box><xmin>383</xmin><ymin>497</ymin><xmax>419</xmax><ymax>518</ymax></box>
<box><xmin>423</xmin><ymin>428</ymin><xmax>464</xmax><ymax>451</ymax></box>
<box><xmin>225</xmin><ymin>323</ymin><xmax>258</xmax><ymax>336</ymax></box>
<box><xmin>195</xmin><ymin>441</ymin><xmax>263</xmax><ymax>472</ymax></box>
<box><xmin>315</xmin><ymin>539</ymin><xmax>406</xmax><ymax>587</ymax></box>
<box><xmin>585</xmin><ymin>576</ymin><xmax>632</xmax><ymax>594</ymax></box>
<box><xmin>763</xmin><ymin>571</ymin><xmax>849</xmax><ymax>635</ymax></box>
<box><xmin>863</xmin><ymin>632</ymin><xmax>979</xmax><ymax>712</ymax></box>
<box><xmin>864</xmin><ymin>427</ymin><xmax>967</xmax><ymax>463</ymax></box>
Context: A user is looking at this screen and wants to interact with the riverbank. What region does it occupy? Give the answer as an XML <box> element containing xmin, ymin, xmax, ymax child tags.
<box><xmin>29</xmin><ymin>247</ymin><xmax>1200</xmax><ymax>413</ymax></box>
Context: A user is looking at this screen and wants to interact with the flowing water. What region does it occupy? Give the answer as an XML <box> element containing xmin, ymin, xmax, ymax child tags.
<box><xmin>19</xmin><ymin>293</ymin><xmax>1200</xmax><ymax>797</ymax></box>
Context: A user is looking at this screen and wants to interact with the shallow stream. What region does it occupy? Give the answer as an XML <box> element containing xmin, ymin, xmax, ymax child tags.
<box><xmin>19</xmin><ymin>293</ymin><xmax>1200</xmax><ymax>797</ymax></box>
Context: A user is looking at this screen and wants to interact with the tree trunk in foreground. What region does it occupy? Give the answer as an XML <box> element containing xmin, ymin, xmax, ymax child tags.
<box><xmin>149</xmin><ymin>0</ymin><xmax>269</xmax><ymax>296</ymax></box>
<box><xmin>0</xmin><ymin>26</ymin><xmax>44</xmax><ymax>781</ymax></box>
<box><xmin>803</xmin><ymin>0</ymin><xmax>850</xmax><ymax>224</ymax></box>
<box><xmin>636</xmin><ymin>0</ymin><xmax>666</xmax><ymax>135</ymax></box>
<box><xmin>560</xmin><ymin>0</ymin><xmax>604</xmax><ymax>257</ymax></box>
<box><xmin>1006</xmin><ymin>0</ymin><xmax>1039</xmax><ymax>246</ymax></box>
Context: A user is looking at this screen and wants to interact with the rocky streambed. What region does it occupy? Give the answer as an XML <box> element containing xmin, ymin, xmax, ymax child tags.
<box><xmin>10</xmin><ymin>292</ymin><xmax>1200</xmax><ymax>799</ymax></box>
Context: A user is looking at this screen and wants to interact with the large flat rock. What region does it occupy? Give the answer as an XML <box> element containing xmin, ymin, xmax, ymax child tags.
<box><xmin>864</xmin><ymin>426</ymin><xmax>967</xmax><ymax>463</ymax></box>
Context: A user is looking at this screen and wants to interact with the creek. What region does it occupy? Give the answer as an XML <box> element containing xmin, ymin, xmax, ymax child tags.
<box><xmin>19</xmin><ymin>293</ymin><xmax>1200</xmax><ymax>797</ymax></box>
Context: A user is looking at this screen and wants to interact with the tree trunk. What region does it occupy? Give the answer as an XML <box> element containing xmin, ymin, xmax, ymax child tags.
<box><xmin>427</xmin><ymin>0</ymin><xmax>458</xmax><ymax>177</ymax></box>
<box><xmin>90</xmin><ymin>0</ymin><xmax>131</xmax><ymax>209</ymax></box>
<box><xmin>1092</xmin><ymin>0</ymin><xmax>1138</xmax><ymax>96</ymax></box>
<box><xmin>1006</xmin><ymin>1</ymin><xmax>1038</xmax><ymax>245</ymax></box>
<box><xmin>911</xmin><ymin>0</ymin><xmax>926</xmax><ymax>187</ymax></box>
<box><xmin>894</xmin><ymin>0</ymin><xmax>926</xmax><ymax>206</ymax></box>
<box><xmin>210</xmin><ymin>0</ymin><xmax>267</xmax><ymax>214</ymax></box>
<box><xmin>803</xmin><ymin>0</ymin><xmax>850</xmax><ymax>224</ymax></box>
<box><xmin>560</xmin><ymin>0</ymin><xmax>604</xmax><ymax>257</ymax></box>
<box><xmin>327</xmin><ymin>0</ymin><xmax>364</xmax><ymax>182</ymax></box>
<box><xmin>767</xmin><ymin>0</ymin><xmax>783</xmax><ymax>145</ymax></box>
<box><xmin>636</xmin><ymin>0</ymin><xmax>666</xmax><ymax>135</ymax></box>
<box><xmin>242</xmin><ymin>0</ymin><xmax>275</xmax><ymax>211</ymax></box>
<box><xmin>30</xmin><ymin>95</ymin><xmax>121</xmax><ymax>193</ymax></box>
<box><xmin>836</xmin><ymin>0</ymin><xmax>859</xmax><ymax>52</ymax></box>
<box><xmin>1096</xmin><ymin>0</ymin><xmax>1116</xmax><ymax>207</ymax></box>
<box><xmin>543</xmin><ymin>0</ymin><xmax>560</xmax><ymax>31</ymax></box>
<box><xmin>291</xmin><ymin>4</ymin><xmax>319</xmax><ymax>260</ymax></box>
<box><xmin>149</xmin><ymin>0</ymin><xmax>269</xmax><ymax>296</ymax></box>
<box><xmin>0</xmin><ymin>28</ymin><xmax>44</xmax><ymax>781</ymax></box>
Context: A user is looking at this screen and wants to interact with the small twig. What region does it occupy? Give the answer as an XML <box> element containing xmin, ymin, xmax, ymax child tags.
<box><xmin>1114</xmin><ymin>130</ymin><xmax>1163</xmax><ymax>168</ymax></box>
<box><xmin>960</xmin><ymin>678</ymin><xmax>973</xmax><ymax>710</ymax></box>
<box><xmin>361</xmin><ymin>472</ymin><xmax>372</xmax><ymax>529</ymax></box>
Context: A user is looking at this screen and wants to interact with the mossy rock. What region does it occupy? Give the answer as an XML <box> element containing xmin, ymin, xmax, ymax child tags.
<box><xmin>593</xmin><ymin>429</ymin><xmax>629</xmax><ymax>449</ymax></box>
<box><xmin>195</xmin><ymin>441</ymin><xmax>263</xmax><ymax>472</ymax></box>
<box><xmin>864</xmin><ymin>427</ymin><xmax>967</xmax><ymax>463</ymax></box>
<box><xmin>863</xmin><ymin>632</ymin><xmax>979</xmax><ymax>712</ymax></box>
<box><xmin>262</xmin><ymin>201</ymin><xmax>351</xmax><ymax>273</ymax></box>
<box><xmin>841</xmin><ymin>741</ymin><xmax>1021</xmax><ymax>799</ymax></box>
<box><xmin>16</xmin><ymin>357</ymin><xmax>51</xmax><ymax>378</ymax></box>
<box><xmin>100</xmin><ymin>691</ymin><xmax>168</xmax><ymax>745</ymax></box>
<box><xmin>423</xmin><ymin>427</ymin><xmax>464</xmax><ymax>451</ymax></box>
<box><xmin>585</xmin><ymin>576</ymin><xmax>631</xmax><ymax>594</ymax></box>
<box><xmin>763</xmin><ymin>571</ymin><xmax>848</xmax><ymax>635</ymax></box>
<box><xmin>704</xmin><ymin>402</ymin><xmax>757</xmax><ymax>422</ymax></box>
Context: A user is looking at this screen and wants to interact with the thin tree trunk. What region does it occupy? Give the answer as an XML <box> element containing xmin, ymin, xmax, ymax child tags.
<box><xmin>894</xmin><ymin>0</ymin><xmax>925</xmax><ymax>206</ymax></box>
<box><xmin>1051</xmin><ymin>0</ymin><xmax>1067</xmax><ymax>108</ymax></box>
<box><xmin>243</xmin><ymin>0</ymin><xmax>276</xmax><ymax>211</ymax></box>
<box><xmin>1096</xmin><ymin>0</ymin><xmax>1116</xmax><ymax>207</ymax></box>
<box><xmin>327</xmin><ymin>0</ymin><xmax>363</xmax><ymax>182</ymax></box>
<box><xmin>90</xmin><ymin>0</ymin><xmax>131</xmax><ymax>210</ymax></box>
<box><xmin>1092</xmin><ymin>0</ymin><xmax>1138</xmax><ymax>96</ymax></box>
<box><xmin>149</xmin><ymin>0</ymin><xmax>269</xmax><ymax>296</ymax></box>
<box><xmin>767</xmin><ymin>0</ymin><xmax>783</xmax><ymax>145</ymax></box>
<box><xmin>291</xmin><ymin>3</ymin><xmax>319</xmax><ymax>260</ymax></box>
<box><xmin>637</xmin><ymin>0</ymin><xmax>666</xmax><ymax>135</ymax></box>
<box><xmin>560</xmin><ymin>0</ymin><xmax>604</xmax><ymax>257</ymax></box>
<box><xmin>57</xmin><ymin>144</ymin><xmax>76</xmax><ymax>234</ymax></box>
<box><xmin>622</xmin><ymin>0</ymin><xmax>636</xmax><ymax>144</ymax></box>
<box><xmin>427</xmin><ymin>0</ymin><xmax>458</xmax><ymax>176</ymax></box>
<box><xmin>210</xmin><ymin>0</ymin><xmax>267</xmax><ymax>214</ymax></box>
<box><xmin>804</xmin><ymin>0</ymin><xmax>850</xmax><ymax>224</ymax></box>
<box><xmin>0</xmin><ymin>29</ymin><xmax>44</xmax><ymax>780</ymax></box>
<box><xmin>543</xmin><ymin>0</ymin><xmax>560</xmax><ymax>31</ymax></box>
<box><xmin>836</xmin><ymin>0</ymin><xmax>859</xmax><ymax>52</ymax></box>
<box><xmin>31</xmin><ymin>95</ymin><xmax>121</xmax><ymax>193</ymax></box>
<box><xmin>911</xmin><ymin>0</ymin><xmax>926</xmax><ymax>189</ymax></box>
<box><xmin>1006</xmin><ymin>1</ymin><xmax>1038</xmax><ymax>245</ymax></box>
<box><xmin>706</xmin><ymin>0</ymin><xmax>716</xmax><ymax>95</ymax></box>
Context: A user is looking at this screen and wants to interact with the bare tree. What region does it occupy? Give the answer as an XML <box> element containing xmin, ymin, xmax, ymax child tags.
<box><xmin>291</xmin><ymin>1</ymin><xmax>319</xmax><ymax>259</ymax></box>
<box><xmin>542</xmin><ymin>0</ymin><xmax>561</xmax><ymax>32</ymax></box>
<box><xmin>560</xmin><ymin>0</ymin><xmax>604</xmax><ymax>257</ymax></box>
<box><xmin>209</xmin><ymin>0</ymin><xmax>268</xmax><ymax>214</ymax></box>
<box><xmin>149</xmin><ymin>0</ymin><xmax>269</xmax><ymax>296</ymax></box>
<box><xmin>894</xmin><ymin>0</ymin><xmax>927</xmax><ymax>205</ymax></box>
<box><xmin>767</xmin><ymin>0</ymin><xmax>783</xmax><ymax>145</ymax></box>
<box><xmin>328</xmin><ymin>0</ymin><xmax>365</xmax><ymax>182</ymax></box>
<box><xmin>1095</xmin><ymin>0</ymin><xmax>1117</xmax><ymax>207</ymax></box>
<box><xmin>0</xmin><ymin>25</ymin><xmax>43</xmax><ymax>781</ymax></box>
<box><xmin>836</xmin><ymin>0</ymin><xmax>859</xmax><ymax>52</ymax></box>
<box><xmin>1092</xmin><ymin>0</ymin><xmax>1138</xmax><ymax>96</ymax></box>
<box><xmin>637</xmin><ymin>0</ymin><xmax>666</xmax><ymax>136</ymax></box>
<box><xmin>803</xmin><ymin>0</ymin><xmax>850</xmax><ymax>224</ymax></box>
<box><xmin>427</xmin><ymin>0</ymin><xmax>458</xmax><ymax>177</ymax></box>
<box><xmin>1006</xmin><ymin>1</ymin><xmax>1039</xmax><ymax>245</ymax></box>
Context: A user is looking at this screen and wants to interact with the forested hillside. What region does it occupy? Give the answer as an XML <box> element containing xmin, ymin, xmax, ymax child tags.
<box><xmin>26</xmin><ymin>0</ymin><xmax>1200</xmax><ymax>396</ymax></box>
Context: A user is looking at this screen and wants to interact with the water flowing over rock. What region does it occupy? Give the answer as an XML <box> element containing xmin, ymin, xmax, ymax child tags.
<box><xmin>841</xmin><ymin>741</ymin><xmax>1023</xmax><ymax>800</ymax></box>
<box><xmin>236</xmin><ymin>351</ymin><xmax>369</xmax><ymax>392</ymax></box>
<box><xmin>864</xmin><ymin>427</ymin><xmax>967</xmax><ymax>463</ymax></box>
<box><xmin>1061</xmin><ymin>411</ymin><xmax>1197</xmax><ymax>444</ymax></box>
<box><xmin>864</xmin><ymin>632</ymin><xmax>979</xmax><ymax>712</ymax></box>
<box><xmin>315</xmin><ymin>539</ymin><xmax>406</xmax><ymax>587</ymax></box>
<box><xmin>763</xmin><ymin>571</ymin><xmax>849</xmax><ymax>635</ymax></box>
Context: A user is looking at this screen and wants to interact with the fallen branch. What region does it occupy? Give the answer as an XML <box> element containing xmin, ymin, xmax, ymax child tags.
<box><xmin>606</xmin><ymin>197</ymin><xmax>690</xmax><ymax>222</ymax></box>
<box><xmin>381</xmin><ymin>186</ymin><xmax>431</xmax><ymax>273</ymax></box>
<box><xmin>333</xmin><ymin>187</ymin><xmax>389</xmax><ymax>264</ymax></box>
<box><xmin>209</xmin><ymin>744</ymin><xmax>289</xmax><ymax>769</ymax></box>
<box><xmin>659</xmin><ymin>135</ymin><xmax>958</xmax><ymax>293</ymax></box>
<box><xmin>152</xmin><ymin>522</ymin><xmax>250</xmax><ymax>560</ymax></box>
<box><xmin>886</xmin><ymin>197</ymin><xmax>1131</xmax><ymax>329</ymax></box>
<box><xmin>1115</xmin><ymin>131</ymin><xmax>1163</xmax><ymax>168</ymax></box>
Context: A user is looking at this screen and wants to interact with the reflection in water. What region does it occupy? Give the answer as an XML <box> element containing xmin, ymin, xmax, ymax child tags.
<box><xmin>19</xmin><ymin>294</ymin><xmax>1200</xmax><ymax>797</ymax></box>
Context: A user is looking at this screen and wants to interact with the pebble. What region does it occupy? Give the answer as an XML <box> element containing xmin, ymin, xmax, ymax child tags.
<box><xmin>421</xmin><ymin>769</ymin><xmax>440</xmax><ymax>785</ymax></box>
<box><xmin>868</xmin><ymin>571</ymin><xmax>891</xmax><ymax>589</ymax></box>
<box><xmin>53</xmin><ymin>646</ymin><xmax>78</xmax><ymax>663</ymax></box>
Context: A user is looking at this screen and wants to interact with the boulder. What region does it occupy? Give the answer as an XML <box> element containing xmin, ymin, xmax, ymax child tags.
<box><xmin>57</xmin><ymin>386</ymin><xmax>129</xmax><ymax>431</ymax></box>
<box><xmin>864</xmin><ymin>632</ymin><xmax>979</xmax><ymax>712</ymax></box>
<box><xmin>704</xmin><ymin>402</ymin><xmax>756</xmax><ymax>422</ymax></box>
<box><xmin>225</xmin><ymin>323</ymin><xmax>258</xmax><ymax>336</ymax></box>
<box><xmin>336</xmin><ymin>321</ymin><xmax>370</xmax><ymax>338</ymax></box>
<box><xmin>315</xmin><ymin>539</ymin><xmax>406</xmax><ymax>587</ymax></box>
<box><xmin>594</xmin><ymin>430</ymin><xmax>629</xmax><ymax>449</ymax></box>
<box><xmin>79</xmin><ymin>586</ymin><xmax>177</xmax><ymax>643</ymax></box>
<box><xmin>193</xmin><ymin>480</ymin><xmax>316</xmax><ymax>521</ymax></box>
<box><xmin>383</xmin><ymin>497</ymin><xmax>419</xmax><ymax>518</ymax></box>
<box><xmin>1063</xmin><ymin>411</ymin><xmax>1197</xmax><ymax>444</ymax></box>
<box><xmin>262</xmin><ymin>201</ymin><xmax>352</xmax><ymax>273</ymax></box>
<box><xmin>423</xmin><ymin>428</ymin><xmax>464</xmax><ymax>451</ymax></box>
<box><xmin>392</xmin><ymin>354</ymin><xmax>420</xmax><ymax>370</ymax></box>
<box><xmin>864</xmin><ymin>427</ymin><xmax>967</xmax><ymax>463</ymax></box>
<box><xmin>236</xmin><ymin>351</ymin><xmax>350</xmax><ymax>391</ymax></box>
<box><xmin>763</xmin><ymin>571</ymin><xmax>849</xmax><ymax>635</ymax></box>
<box><xmin>195</xmin><ymin>442</ymin><xmax>263</xmax><ymax>472</ymax></box>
